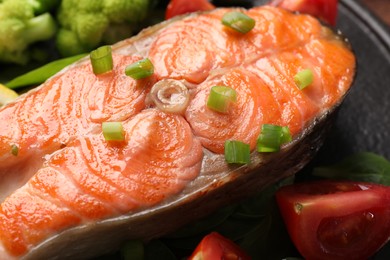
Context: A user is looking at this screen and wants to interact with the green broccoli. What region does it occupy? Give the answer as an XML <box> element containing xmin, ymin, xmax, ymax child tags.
<box><xmin>56</xmin><ymin>0</ymin><xmax>152</xmax><ymax>57</ymax></box>
<box><xmin>28</xmin><ymin>0</ymin><xmax>61</xmax><ymax>14</ymax></box>
<box><xmin>0</xmin><ymin>0</ymin><xmax>58</xmax><ymax>64</ymax></box>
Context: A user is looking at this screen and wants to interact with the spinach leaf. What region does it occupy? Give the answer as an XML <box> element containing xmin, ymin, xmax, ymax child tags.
<box><xmin>312</xmin><ymin>152</ymin><xmax>390</xmax><ymax>185</ymax></box>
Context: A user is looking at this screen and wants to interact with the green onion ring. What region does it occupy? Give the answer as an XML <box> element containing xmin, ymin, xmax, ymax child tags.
<box><xmin>224</xmin><ymin>140</ymin><xmax>251</xmax><ymax>164</ymax></box>
<box><xmin>207</xmin><ymin>86</ymin><xmax>237</xmax><ymax>113</ymax></box>
<box><xmin>102</xmin><ymin>122</ymin><xmax>125</xmax><ymax>141</ymax></box>
<box><xmin>90</xmin><ymin>45</ymin><xmax>113</xmax><ymax>75</ymax></box>
<box><xmin>294</xmin><ymin>69</ymin><xmax>314</xmax><ymax>90</ymax></box>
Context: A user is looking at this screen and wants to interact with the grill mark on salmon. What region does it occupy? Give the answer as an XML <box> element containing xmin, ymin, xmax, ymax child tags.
<box><xmin>0</xmin><ymin>5</ymin><xmax>356</xmax><ymax>259</ymax></box>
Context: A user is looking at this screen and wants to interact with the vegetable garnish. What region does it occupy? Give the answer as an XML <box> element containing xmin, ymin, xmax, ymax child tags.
<box><xmin>224</xmin><ymin>140</ymin><xmax>250</xmax><ymax>164</ymax></box>
<box><xmin>0</xmin><ymin>1</ymin><xmax>57</xmax><ymax>65</ymax></box>
<box><xmin>281</xmin><ymin>126</ymin><xmax>292</xmax><ymax>144</ymax></box>
<box><xmin>276</xmin><ymin>180</ymin><xmax>390</xmax><ymax>260</ymax></box>
<box><xmin>11</xmin><ymin>145</ymin><xmax>19</xmax><ymax>156</ymax></box>
<box><xmin>125</xmin><ymin>58</ymin><xmax>154</xmax><ymax>80</ymax></box>
<box><xmin>165</xmin><ymin>0</ymin><xmax>216</xmax><ymax>19</ymax></box>
<box><xmin>269</xmin><ymin>0</ymin><xmax>338</xmax><ymax>26</ymax></box>
<box><xmin>221</xmin><ymin>11</ymin><xmax>255</xmax><ymax>34</ymax></box>
<box><xmin>188</xmin><ymin>232</ymin><xmax>251</xmax><ymax>260</ymax></box>
<box><xmin>6</xmin><ymin>54</ymin><xmax>86</xmax><ymax>89</ymax></box>
<box><xmin>90</xmin><ymin>45</ymin><xmax>113</xmax><ymax>75</ymax></box>
<box><xmin>294</xmin><ymin>69</ymin><xmax>314</xmax><ymax>90</ymax></box>
<box><xmin>207</xmin><ymin>86</ymin><xmax>237</xmax><ymax>113</ymax></box>
<box><xmin>149</xmin><ymin>79</ymin><xmax>190</xmax><ymax>114</ymax></box>
<box><xmin>102</xmin><ymin>122</ymin><xmax>125</xmax><ymax>141</ymax></box>
<box><xmin>55</xmin><ymin>0</ymin><xmax>151</xmax><ymax>57</ymax></box>
<box><xmin>257</xmin><ymin>124</ymin><xmax>291</xmax><ymax>152</ymax></box>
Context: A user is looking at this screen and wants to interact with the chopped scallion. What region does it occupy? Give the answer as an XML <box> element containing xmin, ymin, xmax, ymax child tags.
<box><xmin>207</xmin><ymin>86</ymin><xmax>237</xmax><ymax>113</ymax></box>
<box><xmin>11</xmin><ymin>144</ymin><xmax>18</xmax><ymax>156</ymax></box>
<box><xmin>102</xmin><ymin>122</ymin><xmax>125</xmax><ymax>141</ymax></box>
<box><xmin>257</xmin><ymin>124</ymin><xmax>291</xmax><ymax>152</ymax></box>
<box><xmin>90</xmin><ymin>45</ymin><xmax>113</xmax><ymax>75</ymax></box>
<box><xmin>281</xmin><ymin>126</ymin><xmax>292</xmax><ymax>144</ymax></box>
<box><xmin>224</xmin><ymin>140</ymin><xmax>250</xmax><ymax>164</ymax></box>
<box><xmin>125</xmin><ymin>58</ymin><xmax>154</xmax><ymax>79</ymax></box>
<box><xmin>221</xmin><ymin>11</ymin><xmax>256</xmax><ymax>34</ymax></box>
<box><xmin>294</xmin><ymin>69</ymin><xmax>314</xmax><ymax>90</ymax></box>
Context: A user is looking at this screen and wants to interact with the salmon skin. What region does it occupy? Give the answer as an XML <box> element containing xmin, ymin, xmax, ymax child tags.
<box><xmin>0</xmin><ymin>5</ymin><xmax>355</xmax><ymax>259</ymax></box>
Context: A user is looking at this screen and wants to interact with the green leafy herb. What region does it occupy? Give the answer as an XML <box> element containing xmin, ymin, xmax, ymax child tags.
<box><xmin>312</xmin><ymin>152</ymin><xmax>390</xmax><ymax>185</ymax></box>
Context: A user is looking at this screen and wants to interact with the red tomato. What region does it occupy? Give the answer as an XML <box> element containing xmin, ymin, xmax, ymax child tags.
<box><xmin>165</xmin><ymin>0</ymin><xmax>215</xmax><ymax>20</ymax></box>
<box><xmin>276</xmin><ymin>180</ymin><xmax>390</xmax><ymax>260</ymax></box>
<box><xmin>270</xmin><ymin>0</ymin><xmax>338</xmax><ymax>26</ymax></box>
<box><xmin>188</xmin><ymin>232</ymin><xmax>251</xmax><ymax>260</ymax></box>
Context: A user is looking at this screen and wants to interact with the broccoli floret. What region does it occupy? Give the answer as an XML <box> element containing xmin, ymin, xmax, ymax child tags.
<box><xmin>27</xmin><ymin>0</ymin><xmax>61</xmax><ymax>14</ymax></box>
<box><xmin>56</xmin><ymin>0</ymin><xmax>152</xmax><ymax>57</ymax></box>
<box><xmin>0</xmin><ymin>0</ymin><xmax>58</xmax><ymax>64</ymax></box>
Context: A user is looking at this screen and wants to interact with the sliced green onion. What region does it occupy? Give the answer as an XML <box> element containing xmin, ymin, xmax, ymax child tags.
<box><xmin>294</xmin><ymin>69</ymin><xmax>314</xmax><ymax>90</ymax></box>
<box><xmin>257</xmin><ymin>124</ymin><xmax>291</xmax><ymax>153</ymax></box>
<box><xmin>207</xmin><ymin>86</ymin><xmax>237</xmax><ymax>113</ymax></box>
<box><xmin>224</xmin><ymin>140</ymin><xmax>250</xmax><ymax>164</ymax></box>
<box><xmin>221</xmin><ymin>11</ymin><xmax>256</xmax><ymax>34</ymax></box>
<box><xmin>281</xmin><ymin>126</ymin><xmax>292</xmax><ymax>144</ymax></box>
<box><xmin>6</xmin><ymin>54</ymin><xmax>87</xmax><ymax>89</ymax></box>
<box><xmin>102</xmin><ymin>122</ymin><xmax>125</xmax><ymax>141</ymax></box>
<box><xmin>11</xmin><ymin>144</ymin><xmax>19</xmax><ymax>156</ymax></box>
<box><xmin>125</xmin><ymin>58</ymin><xmax>154</xmax><ymax>79</ymax></box>
<box><xmin>90</xmin><ymin>45</ymin><xmax>113</xmax><ymax>75</ymax></box>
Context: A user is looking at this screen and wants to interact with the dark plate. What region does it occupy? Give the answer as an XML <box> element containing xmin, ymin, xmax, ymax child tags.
<box><xmin>296</xmin><ymin>0</ymin><xmax>390</xmax><ymax>257</ymax></box>
<box><xmin>218</xmin><ymin>0</ymin><xmax>390</xmax><ymax>258</ymax></box>
<box><xmin>293</xmin><ymin>0</ymin><xmax>390</xmax><ymax>257</ymax></box>
<box><xmin>316</xmin><ymin>0</ymin><xmax>390</xmax><ymax>163</ymax></box>
<box><xmin>2</xmin><ymin>0</ymin><xmax>390</xmax><ymax>258</ymax></box>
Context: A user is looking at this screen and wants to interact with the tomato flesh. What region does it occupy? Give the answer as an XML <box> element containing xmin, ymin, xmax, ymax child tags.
<box><xmin>276</xmin><ymin>181</ymin><xmax>390</xmax><ymax>260</ymax></box>
<box><xmin>188</xmin><ymin>232</ymin><xmax>251</xmax><ymax>260</ymax></box>
<box><xmin>270</xmin><ymin>0</ymin><xmax>338</xmax><ymax>26</ymax></box>
<box><xmin>165</xmin><ymin>0</ymin><xmax>215</xmax><ymax>20</ymax></box>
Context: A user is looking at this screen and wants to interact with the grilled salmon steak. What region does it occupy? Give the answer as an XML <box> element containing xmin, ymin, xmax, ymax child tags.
<box><xmin>0</xmin><ymin>6</ymin><xmax>355</xmax><ymax>259</ymax></box>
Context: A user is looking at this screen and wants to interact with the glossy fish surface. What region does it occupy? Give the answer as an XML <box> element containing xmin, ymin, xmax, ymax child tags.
<box><xmin>0</xmin><ymin>5</ymin><xmax>355</xmax><ymax>259</ymax></box>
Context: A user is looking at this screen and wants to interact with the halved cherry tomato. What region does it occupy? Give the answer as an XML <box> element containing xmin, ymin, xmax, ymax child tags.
<box><xmin>188</xmin><ymin>232</ymin><xmax>251</xmax><ymax>260</ymax></box>
<box><xmin>276</xmin><ymin>180</ymin><xmax>390</xmax><ymax>260</ymax></box>
<box><xmin>165</xmin><ymin>0</ymin><xmax>215</xmax><ymax>20</ymax></box>
<box><xmin>269</xmin><ymin>0</ymin><xmax>338</xmax><ymax>26</ymax></box>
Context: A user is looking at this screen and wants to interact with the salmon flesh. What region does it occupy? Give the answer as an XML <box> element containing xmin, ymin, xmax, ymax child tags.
<box><xmin>0</xmin><ymin>6</ymin><xmax>355</xmax><ymax>259</ymax></box>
